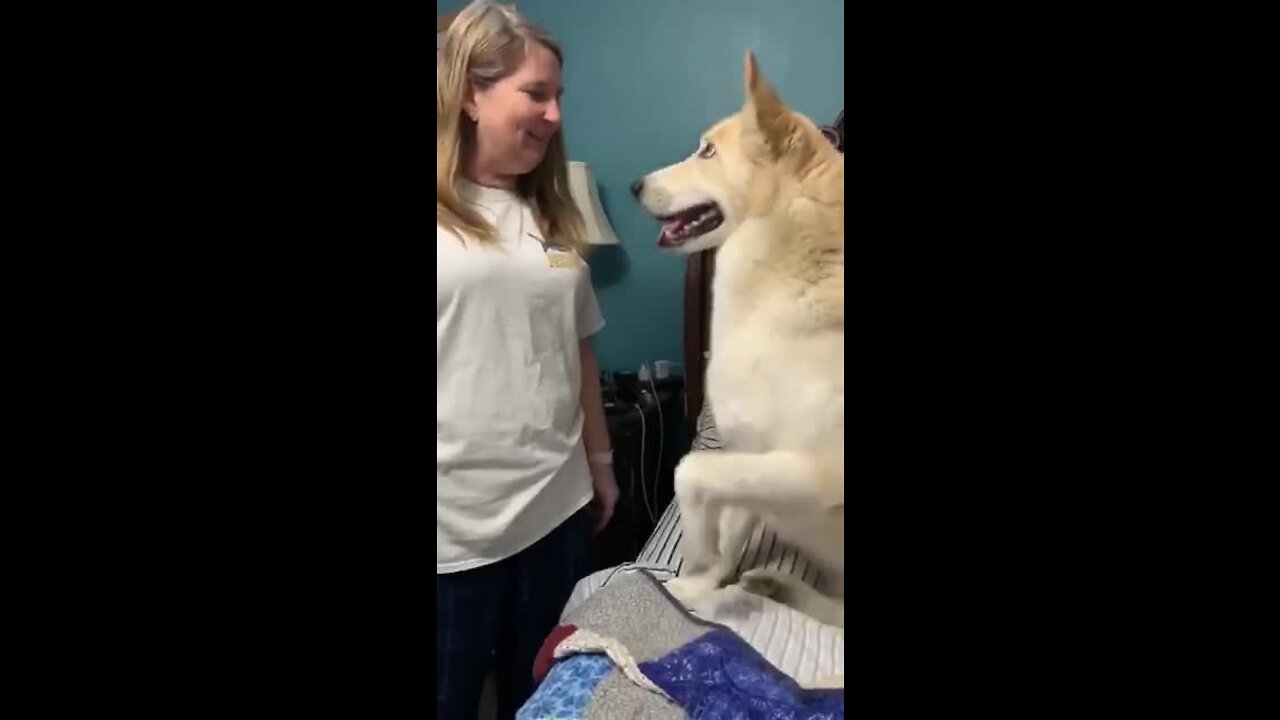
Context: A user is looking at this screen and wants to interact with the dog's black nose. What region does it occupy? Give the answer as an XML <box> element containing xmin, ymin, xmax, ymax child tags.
<box><xmin>630</xmin><ymin>179</ymin><xmax>644</xmax><ymax>198</ymax></box>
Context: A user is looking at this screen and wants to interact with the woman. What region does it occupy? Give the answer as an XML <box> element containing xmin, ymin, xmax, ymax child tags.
<box><xmin>436</xmin><ymin>1</ymin><xmax>618</xmax><ymax>716</ymax></box>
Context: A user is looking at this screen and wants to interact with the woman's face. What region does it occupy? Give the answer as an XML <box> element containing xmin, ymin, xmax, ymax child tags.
<box><xmin>467</xmin><ymin>41</ymin><xmax>563</xmax><ymax>179</ymax></box>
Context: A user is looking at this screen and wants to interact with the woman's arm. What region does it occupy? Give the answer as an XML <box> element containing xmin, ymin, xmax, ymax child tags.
<box><xmin>580</xmin><ymin>338</ymin><xmax>618</xmax><ymax>533</ymax></box>
<box><xmin>580</xmin><ymin>338</ymin><xmax>611</xmax><ymax>459</ymax></box>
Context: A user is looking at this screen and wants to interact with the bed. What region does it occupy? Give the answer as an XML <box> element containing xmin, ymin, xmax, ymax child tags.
<box><xmin>520</xmin><ymin>113</ymin><xmax>846</xmax><ymax>714</ymax></box>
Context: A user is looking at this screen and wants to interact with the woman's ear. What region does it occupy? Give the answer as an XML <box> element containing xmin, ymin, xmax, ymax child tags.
<box><xmin>462</xmin><ymin>85</ymin><xmax>479</xmax><ymax>122</ymax></box>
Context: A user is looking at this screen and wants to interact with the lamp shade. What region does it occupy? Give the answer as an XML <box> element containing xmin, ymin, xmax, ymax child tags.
<box><xmin>566</xmin><ymin>161</ymin><xmax>620</xmax><ymax>246</ymax></box>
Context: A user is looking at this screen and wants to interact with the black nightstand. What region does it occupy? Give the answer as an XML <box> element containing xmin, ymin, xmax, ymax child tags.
<box><xmin>589</xmin><ymin>378</ymin><xmax>689</xmax><ymax>572</ymax></box>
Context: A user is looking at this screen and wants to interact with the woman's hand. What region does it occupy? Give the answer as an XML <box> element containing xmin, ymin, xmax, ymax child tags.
<box><xmin>588</xmin><ymin>463</ymin><xmax>619</xmax><ymax>534</ymax></box>
<box><xmin>578</xmin><ymin>338</ymin><xmax>617</xmax><ymax>535</ymax></box>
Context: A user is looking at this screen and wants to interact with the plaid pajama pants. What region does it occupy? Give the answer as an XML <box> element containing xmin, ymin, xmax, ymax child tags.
<box><xmin>436</xmin><ymin>508</ymin><xmax>590</xmax><ymax>719</ymax></box>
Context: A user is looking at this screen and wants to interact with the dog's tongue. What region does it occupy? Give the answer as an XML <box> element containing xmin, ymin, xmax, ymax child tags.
<box><xmin>657</xmin><ymin>225</ymin><xmax>680</xmax><ymax>247</ymax></box>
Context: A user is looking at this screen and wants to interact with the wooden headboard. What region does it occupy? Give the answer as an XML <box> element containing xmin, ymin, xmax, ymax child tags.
<box><xmin>681</xmin><ymin>109</ymin><xmax>844</xmax><ymax>419</ymax></box>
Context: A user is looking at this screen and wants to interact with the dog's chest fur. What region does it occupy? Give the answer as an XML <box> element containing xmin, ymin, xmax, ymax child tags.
<box><xmin>705</xmin><ymin>231</ymin><xmax>843</xmax><ymax>455</ymax></box>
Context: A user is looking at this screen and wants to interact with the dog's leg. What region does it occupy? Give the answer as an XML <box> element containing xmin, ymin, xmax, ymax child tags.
<box><xmin>665</xmin><ymin>510</ymin><xmax>758</xmax><ymax>610</ymax></box>
<box><xmin>715</xmin><ymin>506</ymin><xmax>757</xmax><ymax>578</ymax></box>
<box><xmin>672</xmin><ymin>451</ymin><xmax>718</xmax><ymax>575</ymax></box>
<box><xmin>672</xmin><ymin>449</ymin><xmax>841</xmax><ymax>514</ymax></box>
<box><xmin>668</xmin><ymin>449</ymin><xmax>844</xmax><ymax>620</ymax></box>
<box><xmin>664</xmin><ymin>451</ymin><xmax>731</xmax><ymax>606</ymax></box>
<box><xmin>665</xmin><ymin>511</ymin><xmax>758</xmax><ymax>609</ymax></box>
<box><xmin>739</xmin><ymin>567</ymin><xmax>845</xmax><ymax>627</ymax></box>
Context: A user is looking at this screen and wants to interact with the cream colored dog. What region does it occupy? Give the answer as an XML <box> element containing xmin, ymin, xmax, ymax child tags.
<box><xmin>633</xmin><ymin>52</ymin><xmax>845</xmax><ymax>631</ymax></box>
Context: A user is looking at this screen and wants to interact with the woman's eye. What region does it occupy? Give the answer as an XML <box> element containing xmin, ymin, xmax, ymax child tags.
<box><xmin>698</xmin><ymin>142</ymin><xmax>716</xmax><ymax>159</ymax></box>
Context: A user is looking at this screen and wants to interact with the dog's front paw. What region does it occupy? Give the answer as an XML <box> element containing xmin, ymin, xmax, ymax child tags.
<box><xmin>737</xmin><ymin>567</ymin><xmax>797</xmax><ymax>602</ymax></box>
<box><xmin>664</xmin><ymin>574</ymin><xmax>719</xmax><ymax>608</ymax></box>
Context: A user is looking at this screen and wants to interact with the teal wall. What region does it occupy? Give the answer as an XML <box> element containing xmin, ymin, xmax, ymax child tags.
<box><xmin>438</xmin><ymin>0</ymin><xmax>844</xmax><ymax>373</ymax></box>
<box><xmin>437</xmin><ymin>0</ymin><xmax>470</xmax><ymax>15</ymax></box>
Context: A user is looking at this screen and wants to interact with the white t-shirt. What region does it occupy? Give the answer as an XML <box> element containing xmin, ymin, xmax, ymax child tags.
<box><xmin>437</xmin><ymin>179</ymin><xmax>606</xmax><ymax>574</ymax></box>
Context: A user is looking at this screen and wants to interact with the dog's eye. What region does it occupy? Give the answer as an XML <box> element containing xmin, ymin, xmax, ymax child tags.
<box><xmin>698</xmin><ymin>142</ymin><xmax>716</xmax><ymax>159</ymax></box>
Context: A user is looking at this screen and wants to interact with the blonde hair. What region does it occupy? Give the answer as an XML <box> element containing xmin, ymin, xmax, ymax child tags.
<box><xmin>437</xmin><ymin>0</ymin><xmax>585</xmax><ymax>251</ymax></box>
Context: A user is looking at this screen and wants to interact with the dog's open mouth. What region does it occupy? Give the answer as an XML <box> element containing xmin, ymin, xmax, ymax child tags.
<box><xmin>657</xmin><ymin>202</ymin><xmax>724</xmax><ymax>248</ymax></box>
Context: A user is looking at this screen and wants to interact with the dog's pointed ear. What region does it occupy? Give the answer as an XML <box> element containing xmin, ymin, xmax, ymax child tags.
<box><xmin>744</xmin><ymin>50</ymin><xmax>761</xmax><ymax>95</ymax></box>
<box><xmin>742</xmin><ymin>51</ymin><xmax>791</xmax><ymax>158</ymax></box>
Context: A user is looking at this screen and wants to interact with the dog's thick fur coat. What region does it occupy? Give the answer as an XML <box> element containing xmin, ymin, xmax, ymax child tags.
<box><xmin>635</xmin><ymin>53</ymin><xmax>845</xmax><ymax>634</ymax></box>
